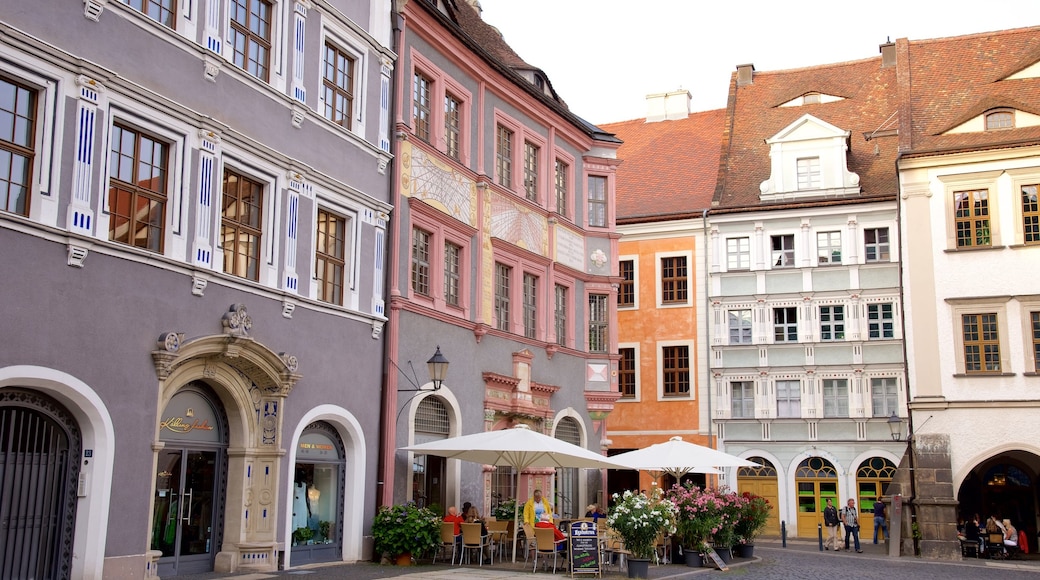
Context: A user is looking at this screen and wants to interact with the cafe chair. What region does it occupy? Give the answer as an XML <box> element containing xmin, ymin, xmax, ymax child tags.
<box><xmin>601</xmin><ymin>529</ymin><xmax>628</xmax><ymax>573</ymax></box>
<box><xmin>461</xmin><ymin>522</ymin><xmax>493</xmax><ymax>566</ymax></box>
<box><xmin>434</xmin><ymin>522</ymin><xmax>460</xmax><ymax>565</ymax></box>
<box><xmin>532</xmin><ymin>526</ymin><xmax>566</xmax><ymax>573</ymax></box>
<box><xmin>521</xmin><ymin>524</ymin><xmax>539</xmax><ymax>565</ymax></box>
<box><xmin>987</xmin><ymin>532</ymin><xmax>1008</xmax><ymax>559</ymax></box>
<box><xmin>959</xmin><ymin>536</ymin><xmax>980</xmax><ymax>558</ymax></box>
<box><xmin>486</xmin><ymin>519</ymin><xmax>510</xmax><ymax>560</ymax></box>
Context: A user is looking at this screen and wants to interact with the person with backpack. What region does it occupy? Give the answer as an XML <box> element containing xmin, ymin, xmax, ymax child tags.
<box><xmin>842</xmin><ymin>498</ymin><xmax>863</xmax><ymax>552</ymax></box>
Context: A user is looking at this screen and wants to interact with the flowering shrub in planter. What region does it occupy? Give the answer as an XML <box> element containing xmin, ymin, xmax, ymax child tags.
<box><xmin>606</xmin><ymin>489</ymin><xmax>676</xmax><ymax>560</ymax></box>
<box><xmin>664</xmin><ymin>482</ymin><xmax>722</xmax><ymax>553</ymax></box>
<box><xmin>371</xmin><ymin>503</ymin><xmax>441</xmax><ymax>559</ymax></box>
<box><xmin>711</xmin><ymin>488</ymin><xmax>743</xmax><ymax>549</ymax></box>
<box><xmin>734</xmin><ymin>491</ymin><xmax>771</xmax><ymax>545</ymax></box>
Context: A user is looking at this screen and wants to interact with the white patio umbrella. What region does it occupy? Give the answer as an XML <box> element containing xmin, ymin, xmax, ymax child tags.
<box><xmin>400</xmin><ymin>423</ymin><xmax>628</xmax><ymax>562</ymax></box>
<box><xmin>611</xmin><ymin>436</ymin><xmax>757</xmax><ymax>480</ymax></box>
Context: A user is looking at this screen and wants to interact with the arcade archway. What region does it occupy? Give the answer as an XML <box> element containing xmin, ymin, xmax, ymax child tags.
<box><xmin>957</xmin><ymin>451</ymin><xmax>1039</xmax><ymax>546</ymax></box>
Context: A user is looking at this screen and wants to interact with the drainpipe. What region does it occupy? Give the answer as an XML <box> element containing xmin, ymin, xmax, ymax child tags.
<box><xmin>702</xmin><ymin>209</ymin><xmax>713</xmax><ymax>449</ymax></box>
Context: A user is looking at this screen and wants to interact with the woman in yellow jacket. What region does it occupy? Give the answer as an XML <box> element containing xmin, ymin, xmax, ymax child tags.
<box><xmin>522</xmin><ymin>489</ymin><xmax>554</xmax><ymax>528</ymax></box>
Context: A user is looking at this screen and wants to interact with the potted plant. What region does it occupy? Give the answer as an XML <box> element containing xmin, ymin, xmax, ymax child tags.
<box><xmin>491</xmin><ymin>498</ymin><xmax>518</xmax><ymax>521</ymax></box>
<box><xmin>319</xmin><ymin>520</ymin><xmax>333</xmax><ymax>543</ymax></box>
<box><xmin>733</xmin><ymin>492</ymin><xmax>771</xmax><ymax>558</ymax></box>
<box><xmin>665</xmin><ymin>482</ymin><xmax>722</xmax><ymax>567</ymax></box>
<box><xmin>371</xmin><ymin>503</ymin><xmax>441</xmax><ymax>565</ymax></box>
<box><xmin>606</xmin><ymin>489</ymin><xmax>676</xmax><ymax>579</ymax></box>
<box><xmin>709</xmin><ymin>489</ymin><xmax>741</xmax><ymax>564</ymax></box>
<box><xmin>292</xmin><ymin>526</ymin><xmax>314</xmax><ymax>545</ymax></box>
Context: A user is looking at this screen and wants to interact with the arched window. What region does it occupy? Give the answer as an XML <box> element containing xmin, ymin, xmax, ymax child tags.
<box><xmin>738</xmin><ymin>456</ymin><xmax>778</xmax><ymax>478</ymax></box>
<box><xmin>413</xmin><ymin>397</ymin><xmax>450</xmax><ymax>510</ymax></box>
<box><xmin>985</xmin><ymin>110</ymin><xmax>1014</xmax><ymax>130</ymax></box>
<box><xmin>555</xmin><ymin>417</ymin><xmax>583</xmax><ymax>518</ymax></box>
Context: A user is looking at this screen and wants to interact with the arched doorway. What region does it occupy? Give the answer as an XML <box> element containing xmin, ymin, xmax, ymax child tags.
<box><xmin>856</xmin><ymin>457</ymin><xmax>896</xmax><ymax>541</ymax></box>
<box><xmin>0</xmin><ymin>388</ymin><xmax>81</xmax><ymax>580</ymax></box>
<box><xmin>412</xmin><ymin>396</ymin><xmax>449</xmax><ymax>512</ymax></box>
<box><xmin>738</xmin><ymin>457</ymin><xmax>780</xmax><ymax>537</ymax></box>
<box><xmin>795</xmin><ymin>457</ymin><xmax>838</xmax><ymax>538</ymax></box>
<box><xmin>554</xmin><ymin>417</ymin><xmax>582</xmax><ymax>518</ymax></box>
<box><xmin>958</xmin><ymin>453</ymin><xmax>1039</xmax><ymax>545</ymax></box>
<box><xmin>290</xmin><ymin>421</ymin><xmax>345</xmax><ymax>565</ymax></box>
<box><xmin>153</xmin><ymin>382</ymin><xmax>229</xmax><ymax>577</ymax></box>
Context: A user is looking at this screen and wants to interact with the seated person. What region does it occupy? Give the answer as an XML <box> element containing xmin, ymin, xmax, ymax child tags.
<box><xmin>465</xmin><ymin>505</ymin><xmax>488</xmax><ymax>537</ymax></box>
<box><xmin>535</xmin><ymin>512</ymin><xmax>567</xmax><ymax>547</ymax></box>
<box><xmin>965</xmin><ymin>514</ymin><xmax>982</xmax><ymax>550</ymax></box>
<box><xmin>1003</xmin><ymin>519</ymin><xmax>1018</xmax><ymax>549</ymax></box>
<box><xmin>443</xmin><ymin>506</ymin><xmax>464</xmax><ymax>537</ymax></box>
<box><xmin>584</xmin><ymin>503</ymin><xmax>602</xmax><ymax>522</ymax></box>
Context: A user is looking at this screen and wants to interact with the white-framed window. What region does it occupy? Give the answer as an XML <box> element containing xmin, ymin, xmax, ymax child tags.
<box><xmin>322</xmin><ymin>41</ymin><xmax>357</xmax><ymax>130</ymax></box>
<box><xmin>985</xmin><ymin>110</ymin><xmax>1014</xmax><ymax>130</ymax></box>
<box><xmin>864</xmin><ymin>227</ymin><xmax>890</xmax><ymax>262</ymax></box>
<box><xmin>221</xmin><ymin>166</ymin><xmax>266</xmax><ymax>281</ymax></box>
<box><xmin>729</xmin><ymin>309</ymin><xmax>752</xmax><ymax>344</ymax></box>
<box><xmin>771</xmin><ymin>234</ymin><xmax>795</xmax><ymax>268</ymax></box>
<box><xmin>939</xmin><ymin>171</ymin><xmax>1003</xmax><ymax>249</ymax></box>
<box><xmin>315</xmin><ymin>206</ymin><xmax>351</xmax><ymax>306</ymax></box>
<box><xmin>948</xmin><ymin>298</ymin><xmax>1011</xmax><ymax>375</ymax></box>
<box><xmin>657</xmin><ymin>251</ymin><xmax>691</xmax><ymax>306</ymax></box>
<box><xmin>867</xmin><ymin>303</ymin><xmax>895</xmax><ymax>339</ymax></box>
<box><xmin>1008</xmin><ymin>169</ymin><xmax>1040</xmax><ymax>246</ymax></box>
<box><xmin>229</xmin><ymin>0</ymin><xmax>274</xmax><ymax>81</ymax></box>
<box><xmin>797</xmin><ymin>157</ymin><xmax>820</xmax><ymax>190</ymax></box>
<box><xmin>731</xmin><ymin>381</ymin><xmax>755</xmax><ymax>418</ymax></box>
<box><xmin>587</xmin><ymin>174</ymin><xmax>608</xmax><ymax>228</ymax></box>
<box><xmin>773</xmin><ymin>307</ymin><xmax>797</xmax><ymax>342</ymax></box>
<box><xmin>1023</xmin><ymin>298</ymin><xmax>1040</xmax><ymax>374</ymax></box>
<box><xmin>122</xmin><ymin>0</ymin><xmax>177</xmax><ymax>28</ymax></box>
<box><xmin>817</xmin><ymin>231</ymin><xmax>841</xmax><ymax>265</ymax></box>
<box><xmin>822</xmin><ymin>379</ymin><xmax>849</xmax><ymax>418</ymax></box>
<box><xmin>820</xmin><ymin>305</ymin><xmax>845</xmax><ymax>341</ymax></box>
<box><xmin>776</xmin><ymin>380</ymin><xmax>801</xmax><ymax>418</ymax></box>
<box><xmin>107</xmin><ymin>122</ymin><xmax>171</xmax><ymax>254</ymax></box>
<box><xmin>659</xmin><ymin>342</ymin><xmax>692</xmax><ymax>399</ymax></box>
<box><xmin>870</xmin><ymin>377</ymin><xmax>899</xmax><ymax>417</ymax></box>
<box><xmin>0</xmin><ymin>65</ymin><xmax>58</xmax><ymax>223</ymax></box>
<box><xmin>588</xmin><ymin>293</ymin><xmax>609</xmax><ymax>353</ymax></box>
<box><xmin>727</xmin><ymin>237</ymin><xmax>750</xmax><ymax>270</ymax></box>
<box><xmin>1031</xmin><ymin>310</ymin><xmax>1040</xmax><ymax>373</ymax></box>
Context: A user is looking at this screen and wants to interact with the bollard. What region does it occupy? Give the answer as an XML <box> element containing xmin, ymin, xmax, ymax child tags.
<box><xmin>818</xmin><ymin>523</ymin><xmax>824</xmax><ymax>551</ymax></box>
<box><xmin>781</xmin><ymin>520</ymin><xmax>787</xmax><ymax>548</ymax></box>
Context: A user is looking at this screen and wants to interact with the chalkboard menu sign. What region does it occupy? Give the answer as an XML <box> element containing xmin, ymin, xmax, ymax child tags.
<box><xmin>568</xmin><ymin>521</ymin><xmax>601</xmax><ymax>577</ymax></box>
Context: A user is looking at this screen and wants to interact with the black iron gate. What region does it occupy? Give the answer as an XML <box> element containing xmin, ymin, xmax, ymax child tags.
<box><xmin>0</xmin><ymin>389</ymin><xmax>81</xmax><ymax>580</ymax></box>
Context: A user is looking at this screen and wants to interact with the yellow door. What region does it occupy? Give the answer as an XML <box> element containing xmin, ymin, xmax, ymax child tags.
<box><xmin>738</xmin><ymin>477</ymin><xmax>780</xmax><ymax>536</ymax></box>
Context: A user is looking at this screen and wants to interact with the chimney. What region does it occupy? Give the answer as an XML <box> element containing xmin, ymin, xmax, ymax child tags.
<box><xmin>880</xmin><ymin>39</ymin><xmax>895</xmax><ymax>68</ymax></box>
<box><xmin>645</xmin><ymin>89</ymin><xmax>692</xmax><ymax>123</ymax></box>
<box><xmin>736</xmin><ymin>63</ymin><xmax>755</xmax><ymax>87</ymax></box>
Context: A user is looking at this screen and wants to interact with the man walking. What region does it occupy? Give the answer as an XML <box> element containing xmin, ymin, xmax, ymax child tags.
<box><xmin>842</xmin><ymin>498</ymin><xmax>862</xmax><ymax>552</ymax></box>
<box><xmin>823</xmin><ymin>498</ymin><xmax>840</xmax><ymax>550</ymax></box>
<box><xmin>873</xmin><ymin>497</ymin><xmax>889</xmax><ymax>543</ymax></box>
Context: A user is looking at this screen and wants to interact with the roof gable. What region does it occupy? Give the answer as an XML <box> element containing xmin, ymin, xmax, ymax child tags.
<box><xmin>778</xmin><ymin>92</ymin><xmax>847</xmax><ymax>108</ymax></box>
<box><xmin>767</xmin><ymin>113</ymin><xmax>850</xmax><ymax>144</ymax></box>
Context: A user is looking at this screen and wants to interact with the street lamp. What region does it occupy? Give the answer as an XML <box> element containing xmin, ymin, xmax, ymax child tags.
<box><xmin>394</xmin><ymin>346</ymin><xmax>450</xmax><ymax>392</ymax></box>
<box><xmin>887</xmin><ymin>412</ymin><xmax>904</xmax><ymax>441</ymax></box>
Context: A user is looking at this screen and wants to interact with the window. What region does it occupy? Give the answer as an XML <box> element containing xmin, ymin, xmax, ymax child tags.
<box><xmin>108</xmin><ymin>123</ymin><xmax>168</xmax><ymax>253</ymax></box>
<box><xmin>803</xmin><ymin>92</ymin><xmax>821</xmax><ymax>105</ymax></box>
<box><xmin>1023</xmin><ymin>184</ymin><xmax>1039</xmax><ymax>244</ymax></box>
<box><xmin>817</xmin><ymin>231</ymin><xmax>841</xmax><ymax>265</ymax></box>
<box><xmin>555</xmin><ymin>159</ymin><xmax>568</xmax><ymax>217</ymax></box>
<box><xmin>412</xmin><ymin>72</ymin><xmax>432</xmax><ymax>142</ymax></box>
<box><xmin>731</xmin><ymin>381</ymin><xmax>754</xmax><ymax>418</ymax></box>
<box><xmin>820</xmin><ymin>306</ymin><xmax>845</xmax><ymax>341</ymax></box>
<box><xmin>495</xmin><ymin>125</ymin><xmax>513</xmax><ymax>187</ymax></box>
<box><xmin>588</xmin><ymin>175</ymin><xmax>607</xmax><ymax>228</ymax></box>
<box><xmin>954</xmin><ymin>190</ymin><xmax>991</xmax><ymax>247</ymax></box>
<box><xmin>776</xmin><ymin>380</ymin><xmax>801</xmax><ymax>418</ymax></box>
<box><xmin>554</xmin><ymin>284</ymin><xmax>567</xmax><ymax>346</ymax></box>
<box><xmin>727</xmin><ymin>237</ymin><xmax>750</xmax><ymax>270</ymax></box>
<box><xmin>864</xmin><ymin>227</ymin><xmax>890</xmax><ymax>262</ymax></box>
<box><xmin>494</xmin><ymin>263</ymin><xmax>511</xmax><ymax>331</ymax></box>
<box><xmin>443</xmin><ymin>241</ymin><xmax>460</xmax><ymax>307</ymax></box>
<box><xmin>1031</xmin><ymin>311</ymin><xmax>1040</xmax><ymax>372</ymax></box>
<box><xmin>124</xmin><ymin>0</ymin><xmax>176</xmax><ymax>28</ymax></box>
<box><xmin>871</xmin><ymin>378</ymin><xmax>898</xmax><ymax>417</ymax></box>
<box><xmin>411</xmin><ymin>227</ymin><xmax>431</xmax><ymax>296</ymax></box>
<box><xmin>588</xmin><ymin>294</ymin><xmax>608</xmax><ymax>353</ymax></box>
<box><xmin>618</xmin><ymin>348</ymin><xmax>635</xmax><ymax>399</ymax></box>
<box><xmin>771</xmin><ymin>234</ymin><xmax>794</xmax><ymax>267</ymax></box>
<box><xmin>0</xmin><ymin>77</ymin><xmax>35</xmax><ymax>217</ymax></box>
<box><xmin>660</xmin><ymin>256</ymin><xmax>687</xmax><ymax>304</ymax></box>
<box><xmin>822</xmin><ymin>379</ymin><xmax>849</xmax><ymax>418</ymax></box>
<box><xmin>229</xmin><ymin>0</ymin><xmax>272</xmax><ymax>81</ymax></box>
<box><xmin>444</xmin><ymin>93</ymin><xmax>461</xmax><ymax>160</ymax></box>
<box><xmin>962</xmin><ymin>313</ymin><xmax>1000</xmax><ymax>373</ymax></box>
<box><xmin>523</xmin><ymin>141</ymin><xmax>539</xmax><ymax>202</ymax></box>
<box><xmin>797</xmin><ymin>157</ymin><xmax>820</xmax><ymax>189</ymax></box>
<box><xmin>867</xmin><ymin>303</ymin><xmax>894</xmax><ymax>339</ymax></box>
<box><xmin>662</xmin><ymin>345</ymin><xmax>690</xmax><ymax>397</ymax></box>
<box><xmin>985</xmin><ymin>111</ymin><xmax>1013</xmax><ymax>130</ymax></box>
<box><xmin>618</xmin><ymin>260</ymin><xmax>634</xmax><ymax>307</ymax></box>
<box><xmin>323</xmin><ymin>42</ymin><xmax>355</xmax><ymax>129</ymax></box>
<box><xmin>773</xmin><ymin>307</ymin><xmax>797</xmax><ymax>342</ymax></box>
<box><xmin>221</xmin><ymin>168</ymin><xmax>263</xmax><ymax>280</ymax></box>
<box><xmin>523</xmin><ymin>273</ymin><xmax>538</xmax><ymax>339</ymax></box>
<box><xmin>315</xmin><ymin>209</ymin><xmax>347</xmax><ymax>305</ymax></box>
<box><xmin>729</xmin><ymin>309</ymin><xmax>752</xmax><ymax>344</ymax></box>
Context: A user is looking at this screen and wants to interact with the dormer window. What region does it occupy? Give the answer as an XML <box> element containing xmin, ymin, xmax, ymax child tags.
<box><xmin>985</xmin><ymin>111</ymin><xmax>1013</xmax><ymax>130</ymax></box>
<box><xmin>803</xmin><ymin>92</ymin><xmax>821</xmax><ymax>104</ymax></box>
<box><xmin>797</xmin><ymin>157</ymin><xmax>821</xmax><ymax>190</ymax></box>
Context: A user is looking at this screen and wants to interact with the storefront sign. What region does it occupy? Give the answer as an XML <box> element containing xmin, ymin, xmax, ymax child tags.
<box><xmin>568</xmin><ymin>521</ymin><xmax>600</xmax><ymax>576</ymax></box>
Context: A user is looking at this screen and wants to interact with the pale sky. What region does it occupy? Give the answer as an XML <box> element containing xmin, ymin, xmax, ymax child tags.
<box><xmin>477</xmin><ymin>0</ymin><xmax>1039</xmax><ymax>125</ymax></box>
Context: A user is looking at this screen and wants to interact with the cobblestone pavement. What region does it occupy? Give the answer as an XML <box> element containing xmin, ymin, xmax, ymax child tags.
<box><xmin>175</xmin><ymin>539</ymin><xmax>1040</xmax><ymax>580</ymax></box>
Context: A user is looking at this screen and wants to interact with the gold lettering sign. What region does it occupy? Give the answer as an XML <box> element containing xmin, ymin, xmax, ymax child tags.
<box><xmin>160</xmin><ymin>416</ymin><xmax>215</xmax><ymax>433</ymax></box>
<box><xmin>299</xmin><ymin>443</ymin><xmax>334</xmax><ymax>451</ymax></box>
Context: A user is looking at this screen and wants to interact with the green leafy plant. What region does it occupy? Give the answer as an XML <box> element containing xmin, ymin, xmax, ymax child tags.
<box><xmin>319</xmin><ymin>520</ymin><xmax>332</xmax><ymax>541</ymax></box>
<box><xmin>606</xmin><ymin>489</ymin><xmax>676</xmax><ymax>560</ymax></box>
<box><xmin>734</xmin><ymin>492</ymin><xmax>771</xmax><ymax>545</ymax></box>
<box><xmin>371</xmin><ymin>503</ymin><xmax>441</xmax><ymax>558</ymax></box>
<box><xmin>491</xmin><ymin>498</ymin><xmax>518</xmax><ymax>521</ymax></box>
<box><xmin>292</xmin><ymin>526</ymin><xmax>313</xmax><ymax>544</ymax></box>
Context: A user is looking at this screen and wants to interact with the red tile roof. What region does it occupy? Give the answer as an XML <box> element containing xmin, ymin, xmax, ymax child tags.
<box><xmin>601</xmin><ymin>109</ymin><xmax>725</xmax><ymax>223</ymax></box>
<box><xmin>713</xmin><ymin>56</ymin><xmax>901</xmax><ymax>211</ymax></box>
<box><xmin>900</xmin><ymin>25</ymin><xmax>1040</xmax><ymax>156</ymax></box>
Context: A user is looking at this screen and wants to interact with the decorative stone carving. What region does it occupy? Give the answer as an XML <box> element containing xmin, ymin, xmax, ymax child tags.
<box><xmin>589</xmin><ymin>248</ymin><xmax>607</xmax><ymax>269</ymax></box>
<box><xmin>281</xmin><ymin>299</ymin><xmax>295</xmax><ymax>319</ymax></box>
<box><xmin>83</xmin><ymin>0</ymin><xmax>106</xmax><ymax>22</ymax></box>
<box><xmin>290</xmin><ymin>104</ymin><xmax>306</xmax><ymax>129</ymax></box>
<box><xmin>371</xmin><ymin>320</ymin><xmax>384</xmax><ymax>339</ymax></box>
<box><xmin>279</xmin><ymin>353</ymin><xmax>299</xmax><ymax>372</ymax></box>
<box><xmin>222</xmin><ymin>304</ymin><xmax>252</xmax><ymax>337</ymax></box>
<box><xmin>203</xmin><ymin>56</ymin><xmax>221</xmax><ymax>82</ymax></box>
<box><xmin>67</xmin><ymin>243</ymin><xmax>89</xmax><ymax>267</ymax></box>
<box><xmin>192</xmin><ymin>276</ymin><xmax>208</xmax><ymax>296</ymax></box>
<box><xmin>157</xmin><ymin>332</ymin><xmax>184</xmax><ymax>353</ymax></box>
